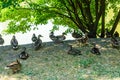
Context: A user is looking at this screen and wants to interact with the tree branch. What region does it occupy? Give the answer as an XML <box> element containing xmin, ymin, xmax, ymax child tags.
<box><xmin>76</xmin><ymin>0</ymin><xmax>87</xmax><ymax>22</ymax></box>
<box><xmin>110</xmin><ymin>10</ymin><xmax>120</xmax><ymax>35</ymax></box>
<box><xmin>94</xmin><ymin>0</ymin><xmax>104</xmax><ymax>30</ymax></box>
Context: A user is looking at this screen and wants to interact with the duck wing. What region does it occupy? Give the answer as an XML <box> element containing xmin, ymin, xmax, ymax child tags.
<box><xmin>91</xmin><ymin>48</ymin><xmax>101</xmax><ymax>55</ymax></box>
<box><xmin>32</xmin><ymin>37</ymin><xmax>37</xmax><ymax>42</ymax></box>
<box><xmin>56</xmin><ymin>35</ymin><xmax>66</xmax><ymax>41</ymax></box>
<box><xmin>11</xmin><ymin>39</ymin><xmax>18</xmax><ymax>47</ymax></box>
<box><xmin>68</xmin><ymin>49</ymin><xmax>81</xmax><ymax>55</ymax></box>
<box><xmin>34</xmin><ymin>39</ymin><xmax>42</xmax><ymax>50</ymax></box>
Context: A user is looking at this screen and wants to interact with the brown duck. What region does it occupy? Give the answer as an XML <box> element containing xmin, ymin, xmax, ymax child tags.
<box><xmin>77</xmin><ymin>33</ymin><xmax>88</xmax><ymax>45</ymax></box>
<box><xmin>67</xmin><ymin>45</ymin><xmax>82</xmax><ymax>56</ymax></box>
<box><xmin>6</xmin><ymin>59</ymin><xmax>21</xmax><ymax>74</ymax></box>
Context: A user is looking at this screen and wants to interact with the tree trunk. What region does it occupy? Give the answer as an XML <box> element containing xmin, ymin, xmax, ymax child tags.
<box><xmin>100</xmin><ymin>0</ymin><xmax>105</xmax><ymax>38</ymax></box>
<box><xmin>88</xmin><ymin>0</ymin><xmax>104</xmax><ymax>38</ymax></box>
<box><xmin>110</xmin><ymin>10</ymin><xmax>120</xmax><ymax>35</ymax></box>
<box><xmin>87</xmin><ymin>24</ymin><xmax>97</xmax><ymax>38</ymax></box>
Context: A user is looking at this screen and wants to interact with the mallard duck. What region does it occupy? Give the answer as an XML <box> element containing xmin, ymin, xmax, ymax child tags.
<box><xmin>114</xmin><ymin>31</ymin><xmax>119</xmax><ymax>37</ymax></box>
<box><xmin>91</xmin><ymin>43</ymin><xmax>101</xmax><ymax>55</ymax></box>
<box><xmin>81</xmin><ymin>33</ymin><xmax>88</xmax><ymax>43</ymax></box>
<box><xmin>49</xmin><ymin>32</ymin><xmax>66</xmax><ymax>43</ymax></box>
<box><xmin>19</xmin><ymin>47</ymin><xmax>29</xmax><ymax>60</ymax></box>
<box><xmin>33</xmin><ymin>34</ymin><xmax>43</xmax><ymax>50</ymax></box>
<box><xmin>49</xmin><ymin>32</ymin><xmax>57</xmax><ymax>41</ymax></box>
<box><xmin>67</xmin><ymin>45</ymin><xmax>82</xmax><ymax>56</ymax></box>
<box><xmin>11</xmin><ymin>35</ymin><xmax>19</xmax><ymax>50</ymax></box>
<box><xmin>6</xmin><ymin>59</ymin><xmax>21</xmax><ymax>74</ymax></box>
<box><xmin>111</xmin><ymin>36</ymin><xmax>119</xmax><ymax>49</ymax></box>
<box><xmin>72</xmin><ymin>30</ymin><xmax>83</xmax><ymax>38</ymax></box>
<box><xmin>0</xmin><ymin>34</ymin><xmax>4</xmax><ymax>46</ymax></box>
<box><xmin>31</xmin><ymin>33</ymin><xmax>37</xmax><ymax>42</ymax></box>
<box><xmin>77</xmin><ymin>33</ymin><xmax>89</xmax><ymax>45</ymax></box>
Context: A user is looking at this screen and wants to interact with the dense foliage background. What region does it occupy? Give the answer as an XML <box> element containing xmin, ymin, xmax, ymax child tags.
<box><xmin>0</xmin><ymin>0</ymin><xmax>120</xmax><ymax>38</ymax></box>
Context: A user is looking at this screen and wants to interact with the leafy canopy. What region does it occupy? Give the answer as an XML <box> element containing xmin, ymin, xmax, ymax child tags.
<box><xmin>0</xmin><ymin>0</ymin><xmax>120</xmax><ymax>35</ymax></box>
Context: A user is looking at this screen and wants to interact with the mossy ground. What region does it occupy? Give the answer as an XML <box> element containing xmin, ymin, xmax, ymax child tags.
<box><xmin>0</xmin><ymin>38</ymin><xmax>120</xmax><ymax>80</ymax></box>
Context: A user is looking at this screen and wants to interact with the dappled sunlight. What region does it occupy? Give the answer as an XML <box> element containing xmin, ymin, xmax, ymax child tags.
<box><xmin>0</xmin><ymin>74</ymin><xmax>30</xmax><ymax>80</ymax></box>
<box><xmin>112</xmin><ymin>78</ymin><xmax>120</xmax><ymax>80</ymax></box>
<box><xmin>0</xmin><ymin>75</ymin><xmax>17</xmax><ymax>80</ymax></box>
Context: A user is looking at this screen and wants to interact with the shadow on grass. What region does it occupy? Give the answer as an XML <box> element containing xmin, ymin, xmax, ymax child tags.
<box><xmin>0</xmin><ymin>38</ymin><xmax>120</xmax><ymax>80</ymax></box>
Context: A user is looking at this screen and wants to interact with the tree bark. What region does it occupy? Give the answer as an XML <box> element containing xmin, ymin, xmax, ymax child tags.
<box><xmin>110</xmin><ymin>10</ymin><xmax>120</xmax><ymax>35</ymax></box>
<box><xmin>100</xmin><ymin>0</ymin><xmax>105</xmax><ymax>38</ymax></box>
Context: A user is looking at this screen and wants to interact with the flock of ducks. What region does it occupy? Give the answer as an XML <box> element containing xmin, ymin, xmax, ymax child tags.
<box><xmin>0</xmin><ymin>30</ymin><xmax>120</xmax><ymax>74</ymax></box>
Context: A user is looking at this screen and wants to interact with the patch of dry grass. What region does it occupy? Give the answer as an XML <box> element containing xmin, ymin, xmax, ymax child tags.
<box><xmin>0</xmin><ymin>38</ymin><xmax>120</xmax><ymax>80</ymax></box>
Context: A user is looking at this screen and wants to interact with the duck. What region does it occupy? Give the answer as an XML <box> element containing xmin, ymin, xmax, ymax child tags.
<box><xmin>49</xmin><ymin>32</ymin><xmax>66</xmax><ymax>43</ymax></box>
<box><xmin>31</xmin><ymin>33</ymin><xmax>37</xmax><ymax>42</ymax></box>
<box><xmin>77</xmin><ymin>33</ymin><xmax>89</xmax><ymax>45</ymax></box>
<box><xmin>72</xmin><ymin>30</ymin><xmax>83</xmax><ymax>38</ymax></box>
<box><xmin>33</xmin><ymin>34</ymin><xmax>43</xmax><ymax>50</ymax></box>
<box><xmin>113</xmin><ymin>31</ymin><xmax>119</xmax><ymax>37</ymax></box>
<box><xmin>19</xmin><ymin>47</ymin><xmax>29</xmax><ymax>60</ymax></box>
<box><xmin>91</xmin><ymin>43</ymin><xmax>101</xmax><ymax>55</ymax></box>
<box><xmin>11</xmin><ymin>35</ymin><xmax>19</xmax><ymax>50</ymax></box>
<box><xmin>0</xmin><ymin>34</ymin><xmax>4</xmax><ymax>46</ymax></box>
<box><xmin>49</xmin><ymin>32</ymin><xmax>57</xmax><ymax>41</ymax></box>
<box><xmin>111</xmin><ymin>36</ymin><xmax>119</xmax><ymax>49</ymax></box>
<box><xmin>6</xmin><ymin>59</ymin><xmax>21</xmax><ymax>74</ymax></box>
<box><xmin>67</xmin><ymin>45</ymin><xmax>82</xmax><ymax>56</ymax></box>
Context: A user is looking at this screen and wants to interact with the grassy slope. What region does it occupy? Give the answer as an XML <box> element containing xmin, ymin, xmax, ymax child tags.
<box><xmin>0</xmin><ymin>38</ymin><xmax>120</xmax><ymax>80</ymax></box>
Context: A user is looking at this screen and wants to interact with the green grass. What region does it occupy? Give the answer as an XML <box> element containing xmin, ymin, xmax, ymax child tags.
<box><xmin>0</xmin><ymin>38</ymin><xmax>120</xmax><ymax>80</ymax></box>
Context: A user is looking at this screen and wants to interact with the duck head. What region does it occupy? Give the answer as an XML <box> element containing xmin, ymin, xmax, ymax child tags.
<box><xmin>38</xmin><ymin>34</ymin><xmax>43</xmax><ymax>38</ymax></box>
<box><xmin>32</xmin><ymin>33</ymin><xmax>36</xmax><ymax>37</ymax></box>
<box><xmin>12</xmin><ymin>35</ymin><xmax>16</xmax><ymax>39</ymax></box>
<box><xmin>49</xmin><ymin>32</ymin><xmax>54</xmax><ymax>36</ymax></box>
